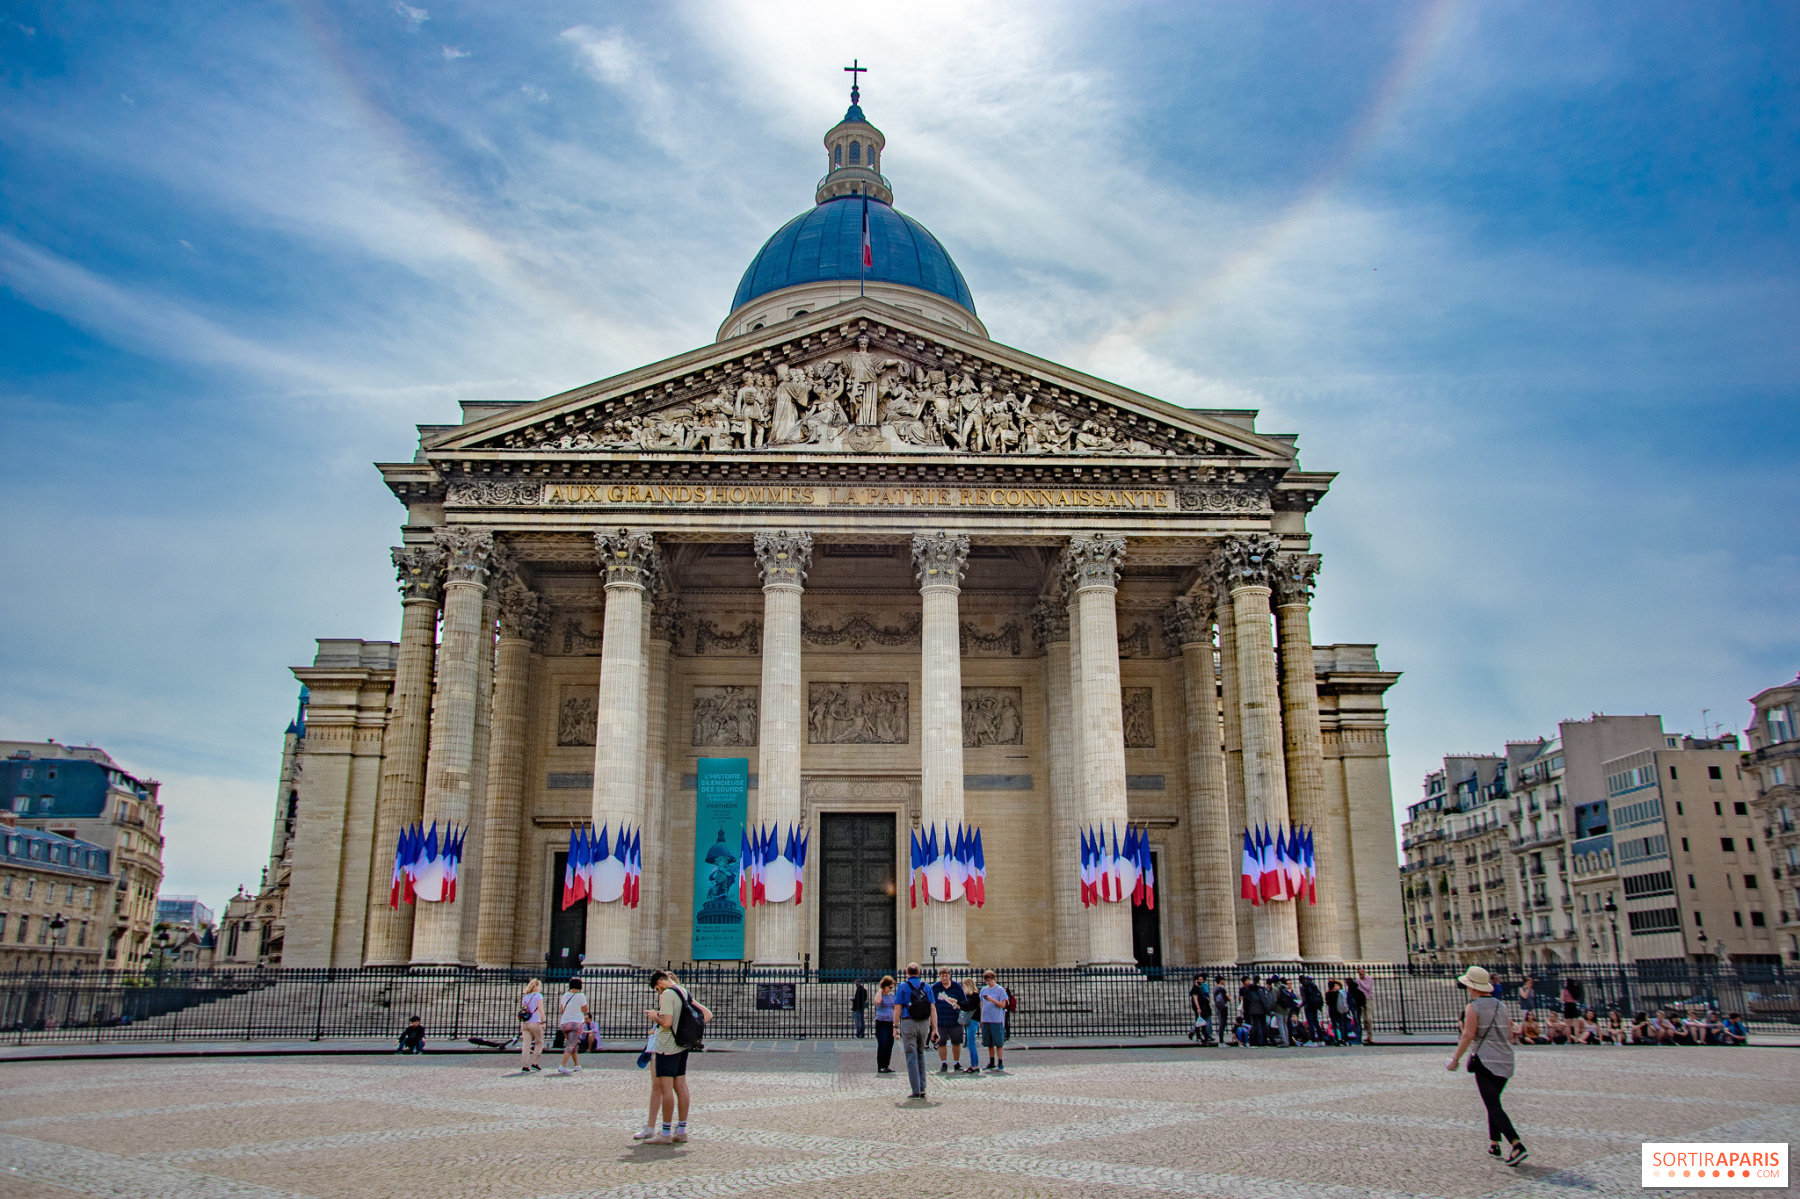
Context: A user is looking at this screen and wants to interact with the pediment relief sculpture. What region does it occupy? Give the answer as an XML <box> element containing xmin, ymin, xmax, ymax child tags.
<box><xmin>476</xmin><ymin>333</ymin><xmax>1234</xmax><ymax>460</ymax></box>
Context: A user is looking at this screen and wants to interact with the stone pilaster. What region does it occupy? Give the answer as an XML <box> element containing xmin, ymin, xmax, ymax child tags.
<box><xmin>1212</xmin><ymin>571</ymin><xmax>1253</xmax><ymax>963</ymax></box>
<box><xmin>1220</xmin><ymin>534</ymin><xmax>1299</xmax><ymax>963</ymax></box>
<box><xmin>1274</xmin><ymin>553</ymin><xmax>1341</xmax><ymax>963</ymax></box>
<box><xmin>914</xmin><ymin>531</ymin><xmax>971</xmax><ymax>967</ymax></box>
<box><xmin>633</xmin><ymin>590</ymin><xmax>676</xmax><ymax>966</ymax></box>
<box><xmin>752</xmin><ymin>529</ymin><xmax>811</xmax><ymax>967</ymax></box>
<box><xmin>1033</xmin><ymin>596</ymin><xmax>1081</xmax><ymax>966</ymax></box>
<box><xmin>412</xmin><ymin>527</ymin><xmax>493</xmax><ymax>966</ymax></box>
<box><xmin>365</xmin><ymin>544</ymin><xmax>442</xmax><ymax>966</ymax></box>
<box><xmin>474</xmin><ymin>582</ymin><xmax>541</xmax><ymax>967</ymax></box>
<box><xmin>586</xmin><ymin>528</ymin><xmax>660</xmax><ymax>968</ymax></box>
<box><xmin>458</xmin><ymin>574</ymin><xmax>501</xmax><ymax>960</ymax></box>
<box><xmin>1065</xmin><ymin>533</ymin><xmax>1134</xmax><ymax>967</ymax></box>
<box><xmin>1169</xmin><ymin>596</ymin><xmax>1237</xmax><ymax>966</ymax></box>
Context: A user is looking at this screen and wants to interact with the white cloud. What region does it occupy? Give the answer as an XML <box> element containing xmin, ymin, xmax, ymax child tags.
<box><xmin>441</xmin><ymin>45</ymin><xmax>468</xmax><ymax>60</ymax></box>
<box><xmin>392</xmin><ymin>1</ymin><xmax>428</xmax><ymax>30</ymax></box>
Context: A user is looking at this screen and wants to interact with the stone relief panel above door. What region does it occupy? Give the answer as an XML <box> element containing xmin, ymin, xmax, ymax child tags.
<box><xmin>692</xmin><ymin>686</ymin><xmax>759</xmax><ymax>747</ymax></box>
<box><xmin>807</xmin><ymin>682</ymin><xmax>910</xmax><ymax>745</ymax></box>
<box><xmin>962</xmin><ymin>687</ymin><xmax>1024</xmax><ymax>748</ymax></box>
<box><xmin>1122</xmin><ymin>687</ymin><xmax>1155</xmax><ymax>749</ymax></box>
<box><xmin>557</xmin><ymin>686</ymin><xmax>598</xmax><ymax>747</ymax></box>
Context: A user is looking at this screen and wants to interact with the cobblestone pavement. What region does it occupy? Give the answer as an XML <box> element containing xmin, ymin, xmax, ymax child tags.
<box><xmin>1</xmin><ymin>1044</ymin><xmax>1795</xmax><ymax>1198</ymax></box>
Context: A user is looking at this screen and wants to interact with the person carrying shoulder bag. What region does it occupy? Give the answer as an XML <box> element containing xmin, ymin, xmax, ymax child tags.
<box><xmin>517</xmin><ymin>978</ymin><xmax>545</xmax><ymax>1073</ymax></box>
<box><xmin>1447</xmin><ymin>966</ymin><xmax>1527</xmax><ymax>1168</ymax></box>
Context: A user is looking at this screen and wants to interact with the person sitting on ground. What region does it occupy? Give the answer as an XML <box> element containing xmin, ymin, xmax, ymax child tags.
<box><xmin>1581</xmin><ymin>1009</ymin><xmax>1602</xmax><ymax>1044</ymax></box>
<box><xmin>1545</xmin><ymin>1015</ymin><xmax>1570</xmax><ymax>1045</ymax></box>
<box><xmin>1630</xmin><ymin>1010</ymin><xmax>1653</xmax><ymax>1044</ymax></box>
<box><xmin>397</xmin><ymin>1015</ymin><xmax>425</xmax><ymax>1054</ymax></box>
<box><xmin>1719</xmin><ymin>1012</ymin><xmax>1748</xmax><ymax>1045</ymax></box>
<box><xmin>1235</xmin><ymin>1015</ymin><xmax>1253</xmax><ymax>1046</ymax></box>
<box><xmin>1651</xmin><ymin>1010</ymin><xmax>1679</xmax><ymax>1045</ymax></box>
<box><xmin>1517</xmin><ymin>1013</ymin><xmax>1543</xmax><ymax>1044</ymax></box>
<box><xmin>1601</xmin><ymin>1008</ymin><xmax>1626</xmax><ymax>1045</ymax></box>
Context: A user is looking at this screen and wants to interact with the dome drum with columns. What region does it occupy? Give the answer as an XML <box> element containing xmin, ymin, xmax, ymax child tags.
<box><xmin>273</xmin><ymin>85</ymin><xmax>1405</xmax><ymax>973</ymax></box>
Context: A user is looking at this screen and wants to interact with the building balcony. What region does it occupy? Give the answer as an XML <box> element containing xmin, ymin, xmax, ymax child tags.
<box><xmin>1513</xmin><ymin>831</ymin><xmax>1565</xmax><ymax>851</ymax></box>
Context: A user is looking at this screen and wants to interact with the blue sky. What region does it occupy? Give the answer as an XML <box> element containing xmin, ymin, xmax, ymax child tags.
<box><xmin>3</xmin><ymin>1</ymin><xmax>1796</xmax><ymax>917</ymax></box>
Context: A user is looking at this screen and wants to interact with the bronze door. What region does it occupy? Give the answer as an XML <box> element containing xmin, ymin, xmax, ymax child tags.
<box><xmin>818</xmin><ymin>813</ymin><xmax>897</xmax><ymax>976</ymax></box>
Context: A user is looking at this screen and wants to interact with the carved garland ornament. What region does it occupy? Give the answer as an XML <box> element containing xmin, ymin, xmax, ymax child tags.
<box><xmin>1177</xmin><ymin>486</ymin><xmax>1271</xmax><ymax>514</ymax></box>
<box><xmin>960</xmin><ymin>620</ymin><xmax>1023</xmax><ymax>656</ymax></box>
<box><xmin>800</xmin><ymin>613</ymin><xmax>920</xmax><ymax>650</ymax></box>
<box><xmin>695</xmin><ymin>619</ymin><xmax>761</xmax><ymax>656</ymax></box>
<box><xmin>446</xmin><ymin>480</ymin><xmax>544</xmax><ymax>507</ymax></box>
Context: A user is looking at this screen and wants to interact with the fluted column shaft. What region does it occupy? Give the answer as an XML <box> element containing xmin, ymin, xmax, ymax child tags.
<box><xmin>915</xmin><ymin>532</ymin><xmax>971</xmax><ymax>967</ymax></box>
<box><xmin>1067</xmin><ymin>534</ymin><xmax>1133</xmax><ymax>967</ymax></box>
<box><xmin>1276</xmin><ymin>554</ymin><xmax>1341</xmax><ymax>962</ymax></box>
<box><xmin>1036</xmin><ymin>599</ymin><xmax>1080</xmax><ymax>966</ymax></box>
<box><xmin>475</xmin><ymin>586</ymin><xmax>540</xmax><ymax>967</ymax></box>
<box><xmin>458</xmin><ymin>589</ymin><xmax>498</xmax><ymax>958</ymax></box>
<box><xmin>1223</xmin><ymin>535</ymin><xmax>1299</xmax><ymax>963</ymax></box>
<box><xmin>753</xmin><ymin>530</ymin><xmax>811</xmax><ymax>967</ymax></box>
<box><xmin>586</xmin><ymin>529</ymin><xmax>659</xmax><ymax>968</ymax></box>
<box><xmin>1214</xmin><ymin>580</ymin><xmax>1254</xmax><ymax>963</ymax></box>
<box><xmin>633</xmin><ymin>600</ymin><xmax>674</xmax><ymax>967</ymax></box>
<box><xmin>366</xmin><ymin>548</ymin><xmax>442</xmax><ymax>966</ymax></box>
<box><xmin>1171</xmin><ymin>597</ymin><xmax>1237</xmax><ymax>965</ymax></box>
<box><xmin>413</xmin><ymin>529</ymin><xmax>493</xmax><ymax>966</ymax></box>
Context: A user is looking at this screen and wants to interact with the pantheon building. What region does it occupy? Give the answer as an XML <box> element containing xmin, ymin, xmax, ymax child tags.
<box><xmin>280</xmin><ymin>92</ymin><xmax>1404</xmax><ymax>973</ymax></box>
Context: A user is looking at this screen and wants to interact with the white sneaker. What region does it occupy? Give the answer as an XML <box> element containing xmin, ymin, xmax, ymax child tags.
<box><xmin>632</xmin><ymin>1127</ymin><xmax>655</xmax><ymax>1141</ymax></box>
<box><xmin>555</xmin><ymin>1066</ymin><xmax>574</xmax><ymax>1075</ymax></box>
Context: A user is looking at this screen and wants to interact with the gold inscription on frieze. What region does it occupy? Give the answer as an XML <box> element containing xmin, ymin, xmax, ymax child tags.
<box><xmin>542</xmin><ymin>483</ymin><xmax>1172</xmax><ymax>511</ymax></box>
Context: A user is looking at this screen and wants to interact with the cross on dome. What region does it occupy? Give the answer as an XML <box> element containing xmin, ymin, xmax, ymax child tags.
<box><xmin>844</xmin><ymin>59</ymin><xmax>866</xmax><ymax>106</ymax></box>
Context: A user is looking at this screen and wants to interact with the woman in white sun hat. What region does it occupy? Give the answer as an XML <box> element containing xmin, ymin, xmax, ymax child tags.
<box><xmin>1446</xmin><ymin>965</ymin><xmax>1527</xmax><ymax>1167</ymax></box>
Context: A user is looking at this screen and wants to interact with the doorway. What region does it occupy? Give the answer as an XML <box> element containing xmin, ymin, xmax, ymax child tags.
<box><xmin>546</xmin><ymin>851</ymin><xmax>586</xmax><ymax>975</ymax></box>
<box><xmin>818</xmin><ymin>813</ymin><xmax>897</xmax><ymax>978</ymax></box>
<box><xmin>1131</xmin><ymin>849</ymin><xmax>1163</xmax><ymax>975</ymax></box>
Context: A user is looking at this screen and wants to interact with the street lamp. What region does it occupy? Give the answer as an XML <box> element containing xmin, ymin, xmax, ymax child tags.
<box><xmin>1509</xmin><ymin>914</ymin><xmax>1523</xmax><ymax>968</ymax></box>
<box><xmin>1603</xmin><ymin>897</ymin><xmax>1620</xmax><ymax>963</ymax></box>
<box><xmin>46</xmin><ymin>913</ymin><xmax>67</xmax><ymax>976</ymax></box>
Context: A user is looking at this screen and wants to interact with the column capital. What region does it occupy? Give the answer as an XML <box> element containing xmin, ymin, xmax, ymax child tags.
<box><xmin>911</xmin><ymin>531</ymin><xmax>970</xmax><ymax>590</ymax></box>
<box><xmin>1215</xmin><ymin>533</ymin><xmax>1282</xmax><ymax>593</ymax></box>
<box><xmin>649</xmin><ymin>590</ymin><xmax>682</xmax><ymax>644</ymax></box>
<box><xmin>436</xmin><ymin>528</ymin><xmax>496</xmax><ymax>588</ymax></box>
<box><xmin>1272</xmin><ymin>552</ymin><xmax>1323</xmax><ymax>607</ymax></box>
<box><xmin>595</xmin><ymin>528</ymin><xmax>661</xmax><ymax>590</ymax></box>
<box><xmin>753</xmin><ymin>529</ymin><xmax>812</xmax><ymax>588</ymax></box>
<box><xmin>1031</xmin><ymin>595</ymin><xmax>1071</xmax><ymax>646</ymax></box>
<box><xmin>1063</xmin><ymin>532</ymin><xmax>1127</xmax><ymax>593</ymax></box>
<box><xmin>1165</xmin><ymin>595</ymin><xmax>1215</xmax><ymax>648</ymax></box>
<box><xmin>391</xmin><ymin>544</ymin><xmax>445</xmax><ymax>603</ymax></box>
<box><xmin>497</xmin><ymin>584</ymin><xmax>545</xmax><ymax>644</ymax></box>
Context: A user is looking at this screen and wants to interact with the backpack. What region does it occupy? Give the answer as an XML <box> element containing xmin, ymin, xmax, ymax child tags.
<box><xmin>901</xmin><ymin>979</ymin><xmax>933</xmax><ymax>1021</ymax></box>
<box><xmin>1301</xmin><ymin>979</ymin><xmax>1322</xmax><ymax>1008</ymax></box>
<box><xmin>671</xmin><ymin>986</ymin><xmax>706</xmax><ymax>1051</ymax></box>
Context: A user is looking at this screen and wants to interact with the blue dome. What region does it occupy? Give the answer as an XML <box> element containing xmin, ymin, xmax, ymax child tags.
<box><xmin>731</xmin><ymin>195</ymin><xmax>975</xmax><ymax>315</ymax></box>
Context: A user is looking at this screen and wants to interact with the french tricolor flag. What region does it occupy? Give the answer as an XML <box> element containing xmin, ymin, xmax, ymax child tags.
<box><xmin>1242</xmin><ymin>827</ymin><xmax>1261</xmax><ymax>906</ymax></box>
<box><xmin>861</xmin><ymin>193</ymin><xmax>873</xmax><ymax>269</ymax></box>
<box><xmin>737</xmin><ymin>828</ymin><xmax>752</xmax><ymax>909</ymax></box>
<box><xmin>969</xmin><ymin>828</ymin><xmax>985</xmax><ymax>907</ymax></box>
<box><xmin>1138</xmin><ymin>833</ymin><xmax>1155</xmax><ymax>910</ymax></box>
<box><xmin>909</xmin><ymin>828</ymin><xmax>921</xmax><ymax>909</ymax></box>
<box><xmin>1259</xmin><ymin>824</ymin><xmax>1280</xmax><ymax>902</ymax></box>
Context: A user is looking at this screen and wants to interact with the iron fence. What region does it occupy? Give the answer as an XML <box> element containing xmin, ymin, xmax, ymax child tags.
<box><xmin>0</xmin><ymin>961</ymin><xmax>1793</xmax><ymax>1046</ymax></box>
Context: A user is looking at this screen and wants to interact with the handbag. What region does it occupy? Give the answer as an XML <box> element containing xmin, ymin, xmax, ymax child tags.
<box><xmin>1467</xmin><ymin>999</ymin><xmax>1496</xmax><ymax>1073</ymax></box>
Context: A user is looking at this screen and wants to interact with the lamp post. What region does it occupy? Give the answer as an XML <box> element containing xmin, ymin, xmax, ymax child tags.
<box><xmin>46</xmin><ymin>913</ymin><xmax>67</xmax><ymax>977</ymax></box>
<box><xmin>1603</xmin><ymin>897</ymin><xmax>1620</xmax><ymax>962</ymax></box>
<box><xmin>1509</xmin><ymin>914</ymin><xmax>1522</xmax><ymax>969</ymax></box>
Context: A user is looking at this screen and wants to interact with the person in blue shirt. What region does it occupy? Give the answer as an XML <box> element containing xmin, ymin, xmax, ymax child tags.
<box><xmin>930</xmin><ymin>966</ymin><xmax>968</xmax><ymax>1074</ymax></box>
<box><xmin>1719</xmin><ymin>1012</ymin><xmax>1748</xmax><ymax>1045</ymax></box>
<box><xmin>977</xmin><ymin>970</ymin><xmax>1012</xmax><ymax>1072</ymax></box>
<box><xmin>893</xmin><ymin>963</ymin><xmax>939</xmax><ymax>1099</ymax></box>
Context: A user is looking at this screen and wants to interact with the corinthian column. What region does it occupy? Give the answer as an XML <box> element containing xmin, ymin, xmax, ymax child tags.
<box><xmin>459</xmin><ymin>568</ymin><xmax>502</xmax><ymax>960</ymax></box>
<box><xmin>1213</xmin><ymin>571</ymin><xmax>1253</xmax><ymax>962</ymax></box>
<box><xmin>1034</xmin><ymin>596</ymin><xmax>1081</xmax><ymax>966</ymax></box>
<box><xmin>633</xmin><ymin>591</ymin><xmax>676</xmax><ymax>966</ymax></box>
<box><xmin>1275</xmin><ymin>552</ymin><xmax>1342</xmax><ymax>962</ymax></box>
<box><xmin>1220</xmin><ymin>534</ymin><xmax>1299</xmax><ymax>963</ymax></box>
<box><xmin>914</xmin><ymin>531</ymin><xmax>971</xmax><ymax>967</ymax></box>
<box><xmin>474</xmin><ymin>581</ymin><xmax>541</xmax><ymax>967</ymax></box>
<box><xmin>1066</xmin><ymin>533</ymin><xmax>1134</xmax><ymax>967</ymax></box>
<box><xmin>412</xmin><ymin>528</ymin><xmax>494</xmax><ymax>966</ymax></box>
<box><xmin>586</xmin><ymin>529</ymin><xmax>660</xmax><ymax>968</ymax></box>
<box><xmin>1168</xmin><ymin>596</ymin><xmax>1237</xmax><ymax>965</ymax></box>
<box><xmin>752</xmin><ymin>529</ymin><xmax>811</xmax><ymax>967</ymax></box>
<box><xmin>365</xmin><ymin>544</ymin><xmax>442</xmax><ymax>966</ymax></box>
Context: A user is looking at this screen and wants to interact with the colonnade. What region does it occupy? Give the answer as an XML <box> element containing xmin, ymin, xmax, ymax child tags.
<box><xmin>365</xmin><ymin>525</ymin><xmax>1345</xmax><ymax>970</ymax></box>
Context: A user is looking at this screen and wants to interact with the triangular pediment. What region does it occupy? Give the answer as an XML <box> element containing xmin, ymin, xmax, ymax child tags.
<box><xmin>431</xmin><ymin>299</ymin><xmax>1293</xmax><ymax>464</ymax></box>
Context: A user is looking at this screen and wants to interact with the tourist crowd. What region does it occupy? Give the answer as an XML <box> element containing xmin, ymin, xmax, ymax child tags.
<box><xmin>1184</xmin><ymin>969</ymin><xmax>1377</xmax><ymax>1047</ymax></box>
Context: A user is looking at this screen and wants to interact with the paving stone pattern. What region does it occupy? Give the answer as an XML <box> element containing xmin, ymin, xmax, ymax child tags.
<box><xmin>1</xmin><ymin>1045</ymin><xmax>1796</xmax><ymax>1198</ymax></box>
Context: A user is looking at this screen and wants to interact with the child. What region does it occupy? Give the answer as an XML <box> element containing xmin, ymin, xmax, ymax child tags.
<box><xmin>397</xmin><ymin>1015</ymin><xmax>425</xmax><ymax>1054</ymax></box>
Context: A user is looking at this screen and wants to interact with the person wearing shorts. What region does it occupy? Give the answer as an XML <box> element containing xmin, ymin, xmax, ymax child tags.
<box><xmin>930</xmin><ymin>967</ymin><xmax>967</xmax><ymax>1074</ymax></box>
<box><xmin>555</xmin><ymin>979</ymin><xmax>588</xmax><ymax>1075</ymax></box>
<box><xmin>518</xmin><ymin>979</ymin><xmax>544</xmax><ymax>1072</ymax></box>
<box><xmin>977</xmin><ymin>970</ymin><xmax>1010</xmax><ymax>1071</ymax></box>
<box><xmin>638</xmin><ymin>969</ymin><xmax>712</xmax><ymax>1146</ymax></box>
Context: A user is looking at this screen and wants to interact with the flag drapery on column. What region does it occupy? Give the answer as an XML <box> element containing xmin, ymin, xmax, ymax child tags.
<box><xmin>1076</xmin><ymin>823</ymin><xmax>1157</xmax><ymax>908</ymax></box>
<box><xmin>1238</xmin><ymin>823</ymin><xmax>1317</xmax><ymax>905</ymax></box>
<box><xmin>909</xmin><ymin>823</ymin><xmax>987</xmax><ymax>908</ymax></box>
<box><xmin>557</xmin><ymin>823</ymin><xmax>643</xmax><ymax>910</ymax></box>
<box><xmin>389</xmin><ymin>821</ymin><xmax>466</xmax><ymax>905</ymax></box>
<box><xmin>737</xmin><ymin>823</ymin><xmax>810</xmax><ymax>907</ymax></box>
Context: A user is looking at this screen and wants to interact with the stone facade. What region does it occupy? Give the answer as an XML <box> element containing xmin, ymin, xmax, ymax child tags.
<box><xmin>270</xmin><ymin>96</ymin><xmax>1406</xmax><ymax>971</ymax></box>
<box><xmin>1744</xmin><ymin>673</ymin><xmax>1799</xmax><ymax>964</ymax></box>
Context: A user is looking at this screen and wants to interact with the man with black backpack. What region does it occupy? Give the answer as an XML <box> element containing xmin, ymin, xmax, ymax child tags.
<box><xmin>1239</xmin><ymin>975</ymin><xmax>1268</xmax><ymax>1046</ymax></box>
<box><xmin>1299</xmin><ymin>974</ymin><xmax>1325</xmax><ymax>1044</ymax></box>
<box><xmin>894</xmin><ymin>962</ymin><xmax>939</xmax><ymax>1099</ymax></box>
<box><xmin>636</xmin><ymin>970</ymin><xmax>712</xmax><ymax>1145</ymax></box>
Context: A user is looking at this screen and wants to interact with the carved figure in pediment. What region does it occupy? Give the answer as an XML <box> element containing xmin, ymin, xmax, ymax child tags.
<box><xmin>985</xmin><ymin>390</ymin><xmax>1023</xmax><ymax>454</ymax></box>
<box><xmin>733</xmin><ymin>374</ymin><xmax>770</xmax><ymax>449</ymax></box>
<box><xmin>1024</xmin><ymin>407</ymin><xmax>1074</xmax><ymax>453</ymax></box>
<box><xmin>885</xmin><ymin>378</ymin><xmax>936</xmax><ymax>446</ymax></box>
<box><xmin>770</xmin><ymin>363</ymin><xmax>808</xmax><ymax>444</ymax></box>
<box><xmin>956</xmin><ymin>380</ymin><xmax>991</xmax><ymax>452</ymax></box>
<box><xmin>839</xmin><ymin>333</ymin><xmax>901</xmax><ymax>426</ymax></box>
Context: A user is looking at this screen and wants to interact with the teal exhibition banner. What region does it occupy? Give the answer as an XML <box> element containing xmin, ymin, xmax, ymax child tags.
<box><xmin>691</xmin><ymin>757</ymin><xmax>749</xmax><ymax>960</ymax></box>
